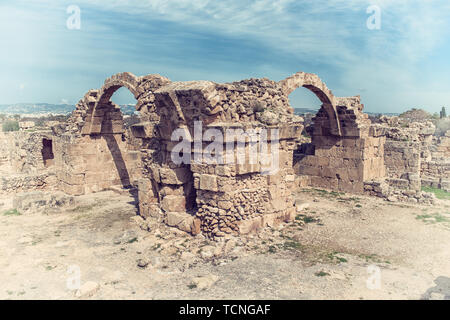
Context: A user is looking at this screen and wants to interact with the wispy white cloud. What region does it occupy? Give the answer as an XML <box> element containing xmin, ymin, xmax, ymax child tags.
<box><xmin>1</xmin><ymin>0</ymin><xmax>449</xmax><ymax>112</ymax></box>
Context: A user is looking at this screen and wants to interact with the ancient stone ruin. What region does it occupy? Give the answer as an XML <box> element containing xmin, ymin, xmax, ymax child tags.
<box><xmin>1</xmin><ymin>71</ymin><xmax>448</xmax><ymax>238</ymax></box>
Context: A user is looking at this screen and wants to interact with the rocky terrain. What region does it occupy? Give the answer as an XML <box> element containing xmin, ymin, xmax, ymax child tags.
<box><xmin>1</xmin><ymin>188</ymin><xmax>449</xmax><ymax>300</ymax></box>
<box><xmin>1</xmin><ymin>70</ymin><xmax>448</xmax><ymax>301</ymax></box>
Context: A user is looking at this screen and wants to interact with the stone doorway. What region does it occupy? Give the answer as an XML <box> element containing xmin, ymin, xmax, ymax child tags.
<box><xmin>42</xmin><ymin>138</ymin><xmax>54</xmax><ymax>167</ymax></box>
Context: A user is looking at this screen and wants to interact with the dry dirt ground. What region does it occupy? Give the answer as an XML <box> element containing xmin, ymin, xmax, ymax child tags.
<box><xmin>0</xmin><ymin>188</ymin><xmax>449</xmax><ymax>300</ymax></box>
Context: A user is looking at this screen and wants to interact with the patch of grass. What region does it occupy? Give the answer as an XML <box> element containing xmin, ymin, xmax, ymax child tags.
<box><xmin>327</xmin><ymin>252</ymin><xmax>348</xmax><ymax>263</ymax></box>
<box><xmin>152</xmin><ymin>243</ymin><xmax>161</xmax><ymax>251</ymax></box>
<box><xmin>126</xmin><ymin>237</ymin><xmax>138</xmax><ymax>244</ymax></box>
<box><xmin>295</xmin><ymin>214</ymin><xmax>320</xmax><ymax>224</ymax></box>
<box><xmin>68</xmin><ymin>203</ymin><xmax>99</xmax><ymax>214</ymax></box>
<box><xmin>281</xmin><ymin>240</ymin><xmax>303</xmax><ymax>251</ymax></box>
<box><xmin>267</xmin><ymin>245</ymin><xmax>277</xmax><ymax>254</ymax></box>
<box><xmin>355</xmin><ymin>204</ymin><xmax>362</xmax><ymax>208</ymax></box>
<box><xmin>311</xmin><ymin>188</ymin><xmax>328</xmax><ymax>194</ymax></box>
<box><xmin>421</xmin><ymin>186</ymin><xmax>450</xmax><ymax>200</ymax></box>
<box><xmin>45</xmin><ymin>265</ymin><xmax>55</xmax><ymax>271</ymax></box>
<box><xmin>315</xmin><ymin>271</ymin><xmax>330</xmax><ymax>277</ymax></box>
<box><xmin>358</xmin><ymin>253</ymin><xmax>390</xmax><ymax>264</ymax></box>
<box><xmin>359</xmin><ymin>253</ymin><xmax>378</xmax><ymax>262</ymax></box>
<box><xmin>187</xmin><ymin>284</ymin><xmax>197</xmax><ymax>289</ymax></box>
<box><xmin>303</xmin><ymin>188</ymin><xmax>345</xmax><ymax>198</ymax></box>
<box><xmin>416</xmin><ymin>212</ymin><xmax>450</xmax><ymax>225</ymax></box>
<box><xmin>338</xmin><ymin>196</ymin><xmax>361</xmax><ymax>204</ymax></box>
<box><xmin>3</xmin><ymin>209</ymin><xmax>20</xmax><ymax>216</ymax></box>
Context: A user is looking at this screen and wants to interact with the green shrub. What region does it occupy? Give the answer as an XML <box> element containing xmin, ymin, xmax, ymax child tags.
<box><xmin>3</xmin><ymin>209</ymin><xmax>20</xmax><ymax>216</ymax></box>
<box><xmin>2</xmin><ymin>120</ymin><xmax>19</xmax><ymax>132</ymax></box>
<box><xmin>421</xmin><ymin>186</ymin><xmax>450</xmax><ymax>200</ymax></box>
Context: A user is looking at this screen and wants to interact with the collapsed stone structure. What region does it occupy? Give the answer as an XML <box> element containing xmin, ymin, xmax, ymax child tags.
<box><xmin>1</xmin><ymin>71</ymin><xmax>448</xmax><ymax>237</ymax></box>
<box><xmin>0</xmin><ymin>131</ymin><xmax>57</xmax><ymax>193</ymax></box>
<box><xmin>52</xmin><ymin>72</ymin><xmax>305</xmax><ymax>237</ymax></box>
<box><xmin>422</xmin><ymin>129</ymin><xmax>450</xmax><ymax>192</ymax></box>
<box><xmin>291</xmin><ymin>75</ymin><xmax>385</xmax><ymax>194</ymax></box>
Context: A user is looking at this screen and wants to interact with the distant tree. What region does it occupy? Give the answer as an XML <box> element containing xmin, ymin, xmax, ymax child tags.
<box><xmin>13</xmin><ymin>114</ymin><xmax>20</xmax><ymax>120</ymax></box>
<box><xmin>440</xmin><ymin>107</ymin><xmax>447</xmax><ymax>119</ymax></box>
<box><xmin>2</xmin><ymin>120</ymin><xmax>19</xmax><ymax>132</ymax></box>
<box><xmin>435</xmin><ymin>118</ymin><xmax>450</xmax><ymax>136</ymax></box>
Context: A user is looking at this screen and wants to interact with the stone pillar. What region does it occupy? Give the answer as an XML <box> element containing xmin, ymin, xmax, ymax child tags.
<box><xmin>190</xmin><ymin>122</ymin><xmax>302</xmax><ymax>238</ymax></box>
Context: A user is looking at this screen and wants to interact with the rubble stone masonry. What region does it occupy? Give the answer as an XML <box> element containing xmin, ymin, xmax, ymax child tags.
<box><xmin>2</xmin><ymin>70</ymin><xmax>448</xmax><ymax>237</ymax></box>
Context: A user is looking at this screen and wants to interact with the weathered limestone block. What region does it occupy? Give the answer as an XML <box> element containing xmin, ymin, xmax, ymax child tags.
<box><xmin>61</xmin><ymin>182</ymin><xmax>85</xmax><ymax>196</ymax></box>
<box><xmin>199</xmin><ymin>174</ymin><xmax>218</xmax><ymax>191</ymax></box>
<box><xmin>160</xmin><ymin>195</ymin><xmax>186</xmax><ymax>212</ymax></box>
<box><xmin>166</xmin><ymin>211</ymin><xmax>200</xmax><ymax>235</ymax></box>
<box><xmin>237</xmin><ymin>216</ymin><xmax>263</xmax><ymax>234</ymax></box>
<box><xmin>159</xmin><ymin>167</ymin><xmax>191</xmax><ymax>185</ymax></box>
<box><xmin>262</xmin><ymin>208</ymin><xmax>296</xmax><ymax>227</ymax></box>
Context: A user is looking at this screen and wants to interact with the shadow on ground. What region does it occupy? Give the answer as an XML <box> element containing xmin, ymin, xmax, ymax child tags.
<box><xmin>422</xmin><ymin>276</ymin><xmax>450</xmax><ymax>300</ymax></box>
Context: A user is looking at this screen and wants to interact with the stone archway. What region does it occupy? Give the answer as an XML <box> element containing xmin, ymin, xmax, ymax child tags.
<box><xmin>87</xmin><ymin>72</ymin><xmax>171</xmax><ymax>135</ymax></box>
<box><xmin>288</xmin><ymin>73</ymin><xmax>386</xmax><ymax>194</ymax></box>
<box><xmin>58</xmin><ymin>70</ymin><xmax>385</xmax><ymax>238</ymax></box>
<box><xmin>57</xmin><ymin>72</ymin><xmax>171</xmax><ymax>194</ymax></box>
<box><xmin>278</xmin><ymin>71</ymin><xmax>342</xmax><ymax>136</ymax></box>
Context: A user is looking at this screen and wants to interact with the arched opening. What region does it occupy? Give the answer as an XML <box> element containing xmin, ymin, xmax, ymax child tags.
<box><xmin>289</xmin><ymin>87</ymin><xmax>324</xmax><ymax>175</ymax></box>
<box><xmin>289</xmin><ymin>86</ymin><xmax>324</xmax><ymax>137</ymax></box>
<box><xmin>98</xmin><ymin>85</ymin><xmax>141</xmax><ymax>191</ymax></box>
<box><xmin>278</xmin><ymin>72</ymin><xmax>341</xmax><ymax>137</ymax></box>
<box><xmin>112</xmin><ymin>87</ymin><xmax>141</xmax><ymax>129</ymax></box>
<box><xmin>73</xmin><ymin>83</ymin><xmax>144</xmax><ymax>196</ymax></box>
<box><xmin>289</xmin><ymin>86</ymin><xmax>323</xmax><ymax>112</ymax></box>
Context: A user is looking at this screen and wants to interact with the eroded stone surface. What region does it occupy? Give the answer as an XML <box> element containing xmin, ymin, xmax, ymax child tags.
<box><xmin>1</xmin><ymin>71</ymin><xmax>448</xmax><ymax>238</ymax></box>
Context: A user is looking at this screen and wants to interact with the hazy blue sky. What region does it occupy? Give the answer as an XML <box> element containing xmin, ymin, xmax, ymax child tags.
<box><xmin>1</xmin><ymin>0</ymin><xmax>449</xmax><ymax>113</ymax></box>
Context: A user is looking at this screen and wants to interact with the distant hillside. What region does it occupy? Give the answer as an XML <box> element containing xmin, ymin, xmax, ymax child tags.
<box><xmin>366</xmin><ymin>111</ymin><xmax>399</xmax><ymax>116</ymax></box>
<box><xmin>0</xmin><ymin>103</ymin><xmax>138</xmax><ymax>116</ymax></box>
<box><xmin>399</xmin><ymin>108</ymin><xmax>433</xmax><ymax>121</ymax></box>
<box><xmin>294</xmin><ymin>107</ymin><xmax>319</xmax><ymax>115</ymax></box>
<box><xmin>0</xmin><ymin>103</ymin><xmax>74</xmax><ymax>115</ymax></box>
<box><xmin>294</xmin><ymin>107</ymin><xmax>399</xmax><ymax>117</ymax></box>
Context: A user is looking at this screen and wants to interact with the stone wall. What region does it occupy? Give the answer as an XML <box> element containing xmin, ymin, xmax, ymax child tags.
<box><xmin>432</xmin><ymin>132</ymin><xmax>450</xmax><ymax>159</ymax></box>
<box><xmin>363</xmin><ymin>116</ymin><xmax>445</xmax><ymax>202</ymax></box>
<box><xmin>0</xmin><ymin>131</ymin><xmax>57</xmax><ymax>193</ymax></box>
<box><xmin>421</xmin><ymin>131</ymin><xmax>450</xmax><ymax>191</ymax></box>
<box><xmin>0</xmin><ymin>131</ymin><xmax>55</xmax><ymax>174</ymax></box>
<box><xmin>294</xmin><ymin>96</ymin><xmax>385</xmax><ymax>194</ymax></box>
<box><xmin>53</xmin><ymin>132</ymin><xmax>142</xmax><ymax>196</ymax></box>
<box><xmin>1</xmin><ymin>172</ymin><xmax>57</xmax><ymax>194</ymax></box>
<box><xmin>5</xmin><ymin>70</ymin><xmax>448</xmax><ymax>238</ymax></box>
<box><xmin>369</xmin><ymin>117</ymin><xmax>435</xmax><ymax>192</ymax></box>
<box><xmin>190</xmin><ymin>124</ymin><xmax>302</xmax><ymax>237</ymax></box>
<box><xmin>129</xmin><ymin>77</ymin><xmax>303</xmax><ymax>238</ymax></box>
